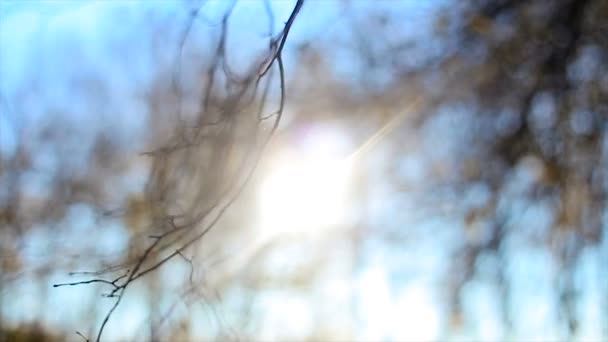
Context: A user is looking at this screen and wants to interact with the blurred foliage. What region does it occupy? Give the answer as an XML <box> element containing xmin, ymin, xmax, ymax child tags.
<box><xmin>1</xmin><ymin>324</ymin><xmax>63</xmax><ymax>342</ymax></box>
<box><xmin>287</xmin><ymin>0</ymin><xmax>608</xmax><ymax>337</ymax></box>
<box><xmin>1</xmin><ymin>0</ymin><xmax>607</xmax><ymax>340</ymax></box>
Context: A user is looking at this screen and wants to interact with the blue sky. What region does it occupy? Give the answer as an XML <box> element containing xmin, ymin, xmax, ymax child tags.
<box><xmin>1</xmin><ymin>1</ymin><xmax>606</xmax><ymax>341</ymax></box>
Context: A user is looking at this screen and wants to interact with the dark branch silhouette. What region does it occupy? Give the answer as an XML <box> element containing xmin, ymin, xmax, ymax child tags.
<box><xmin>49</xmin><ymin>1</ymin><xmax>305</xmax><ymax>341</ymax></box>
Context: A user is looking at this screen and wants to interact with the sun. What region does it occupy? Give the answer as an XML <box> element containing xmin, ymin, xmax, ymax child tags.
<box><xmin>258</xmin><ymin>127</ymin><xmax>353</xmax><ymax>236</ymax></box>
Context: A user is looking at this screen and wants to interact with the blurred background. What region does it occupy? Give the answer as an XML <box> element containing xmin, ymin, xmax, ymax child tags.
<box><xmin>1</xmin><ymin>0</ymin><xmax>607</xmax><ymax>341</ymax></box>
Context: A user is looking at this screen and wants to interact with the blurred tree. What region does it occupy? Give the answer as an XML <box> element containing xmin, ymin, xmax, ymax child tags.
<box><xmin>312</xmin><ymin>0</ymin><xmax>608</xmax><ymax>337</ymax></box>
<box><xmin>438</xmin><ymin>0</ymin><xmax>607</xmax><ymax>335</ymax></box>
<box><xmin>2</xmin><ymin>0</ymin><xmax>607</xmax><ymax>340</ymax></box>
<box><xmin>281</xmin><ymin>0</ymin><xmax>607</xmax><ymax>337</ymax></box>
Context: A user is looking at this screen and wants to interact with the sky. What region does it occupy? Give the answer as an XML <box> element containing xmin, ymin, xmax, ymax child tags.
<box><xmin>1</xmin><ymin>1</ymin><xmax>606</xmax><ymax>341</ymax></box>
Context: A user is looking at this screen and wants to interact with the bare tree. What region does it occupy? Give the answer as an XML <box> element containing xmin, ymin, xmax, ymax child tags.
<box><xmin>48</xmin><ymin>1</ymin><xmax>305</xmax><ymax>340</ymax></box>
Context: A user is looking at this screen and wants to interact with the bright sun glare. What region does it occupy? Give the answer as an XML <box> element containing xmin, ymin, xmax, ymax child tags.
<box><xmin>259</xmin><ymin>128</ymin><xmax>353</xmax><ymax>235</ymax></box>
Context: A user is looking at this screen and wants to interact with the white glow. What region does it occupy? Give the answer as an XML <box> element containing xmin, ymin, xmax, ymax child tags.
<box><xmin>258</xmin><ymin>129</ymin><xmax>353</xmax><ymax>235</ymax></box>
<box><xmin>259</xmin><ymin>155</ymin><xmax>352</xmax><ymax>234</ymax></box>
<box><xmin>392</xmin><ymin>284</ymin><xmax>442</xmax><ymax>341</ymax></box>
<box><xmin>357</xmin><ymin>267</ymin><xmax>441</xmax><ymax>341</ymax></box>
<box><xmin>358</xmin><ymin>267</ymin><xmax>392</xmax><ymax>340</ymax></box>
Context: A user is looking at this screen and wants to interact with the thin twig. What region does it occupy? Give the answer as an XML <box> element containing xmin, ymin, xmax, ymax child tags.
<box><xmin>75</xmin><ymin>331</ymin><xmax>89</xmax><ymax>342</ymax></box>
<box><xmin>96</xmin><ymin>288</ymin><xmax>125</xmax><ymax>342</ymax></box>
<box><xmin>56</xmin><ymin>2</ymin><xmax>306</xmax><ymax>340</ymax></box>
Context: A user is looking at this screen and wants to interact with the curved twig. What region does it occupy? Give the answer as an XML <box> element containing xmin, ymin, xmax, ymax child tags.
<box><xmin>55</xmin><ymin>1</ymin><xmax>306</xmax><ymax>340</ymax></box>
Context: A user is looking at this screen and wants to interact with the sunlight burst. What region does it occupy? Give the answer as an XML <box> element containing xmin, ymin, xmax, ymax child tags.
<box><xmin>259</xmin><ymin>130</ymin><xmax>353</xmax><ymax>235</ymax></box>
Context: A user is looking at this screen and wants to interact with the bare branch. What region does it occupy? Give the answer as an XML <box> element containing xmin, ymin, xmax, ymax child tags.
<box><xmin>53</xmin><ymin>1</ymin><xmax>307</xmax><ymax>340</ymax></box>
